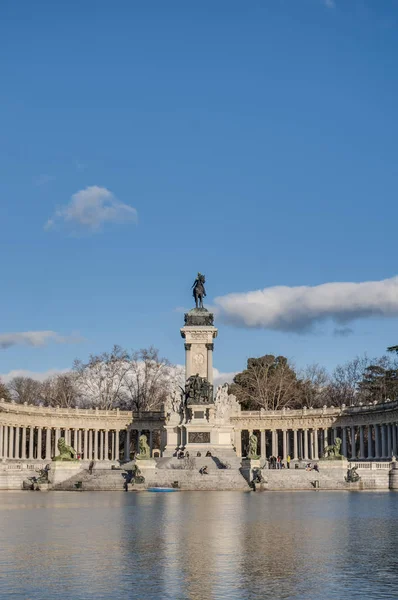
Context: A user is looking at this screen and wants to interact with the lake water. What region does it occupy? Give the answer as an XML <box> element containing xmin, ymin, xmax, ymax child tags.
<box><xmin>0</xmin><ymin>491</ymin><xmax>397</xmax><ymax>600</ymax></box>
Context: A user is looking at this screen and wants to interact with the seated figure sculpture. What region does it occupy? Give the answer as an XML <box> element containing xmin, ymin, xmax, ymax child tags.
<box><xmin>53</xmin><ymin>437</ymin><xmax>77</xmax><ymax>461</ymax></box>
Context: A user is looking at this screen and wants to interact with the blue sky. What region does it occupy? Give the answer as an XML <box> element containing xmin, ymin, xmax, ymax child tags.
<box><xmin>1</xmin><ymin>0</ymin><xmax>398</xmax><ymax>382</ymax></box>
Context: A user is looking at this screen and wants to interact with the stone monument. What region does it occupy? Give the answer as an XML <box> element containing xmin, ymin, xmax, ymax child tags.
<box><xmin>163</xmin><ymin>274</ymin><xmax>238</xmax><ymax>458</ymax></box>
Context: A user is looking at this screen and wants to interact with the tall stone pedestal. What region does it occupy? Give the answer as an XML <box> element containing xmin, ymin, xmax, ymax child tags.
<box><xmin>181</xmin><ymin>308</ymin><xmax>217</xmax><ymax>384</ymax></box>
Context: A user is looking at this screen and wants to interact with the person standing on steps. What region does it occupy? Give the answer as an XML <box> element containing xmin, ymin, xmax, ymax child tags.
<box><xmin>287</xmin><ymin>454</ymin><xmax>291</xmax><ymax>469</ymax></box>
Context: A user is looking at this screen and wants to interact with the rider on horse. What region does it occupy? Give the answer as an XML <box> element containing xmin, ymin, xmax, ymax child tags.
<box><xmin>192</xmin><ymin>272</ymin><xmax>206</xmax><ymax>309</ymax></box>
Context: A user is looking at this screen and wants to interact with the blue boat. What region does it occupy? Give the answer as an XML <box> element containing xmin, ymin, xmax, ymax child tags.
<box><xmin>147</xmin><ymin>487</ymin><xmax>179</xmax><ymax>492</ymax></box>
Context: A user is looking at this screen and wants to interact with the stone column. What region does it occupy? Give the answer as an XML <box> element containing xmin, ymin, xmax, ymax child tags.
<box><xmin>392</xmin><ymin>423</ymin><xmax>397</xmax><ymax>457</ymax></box>
<box><xmin>21</xmin><ymin>427</ymin><xmax>27</xmax><ymax>460</ymax></box>
<box><xmin>342</xmin><ymin>427</ymin><xmax>348</xmax><ymax>458</ymax></box>
<box><xmin>271</xmin><ymin>430</ymin><xmax>277</xmax><ymax>456</ymax></box>
<box><xmin>323</xmin><ymin>428</ymin><xmax>329</xmax><ymax>454</ymax></box>
<box><xmin>115</xmin><ymin>430</ymin><xmax>120</xmax><ymax>461</ymax></box>
<box><xmin>387</xmin><ymin>424</ymin><xmax>392</xmax><ymax>459</ymax></box>
<box><xmin>37</xmin><ymin>427</ymin><xmax>42</xmax><ymax>460</ymax></box>
<box><xmin>9</xmin><ymin>426</ymin><xmax>14</xmax><ymax>459</ymax></box>
<box><xmin>111</xmin><ymin>431</ymin><xmax>115</xmax><ymax>460</ymax></box>
<box><xmin>55</xmin><ymin>429</ymin><xmax>61</xmax><ymax>456</ymax></box>
<box><xmin>0</xmin><ymin>425</ymin><xmax>4</xmax><ymax>459</ymax></box>
<box><xmin>206</xmin><ymin>343</ymin><xmax>214</xmax><ymax>385</ymax></box>
<box><xmin>282</xmin><ymin>430</ymin><xmax>287</xmax><ymax>461</ymax></box>
<box><xmin>88</xmin><ymin>430</ymin><xmax>93</xmax><ymax>460</ymax></box>
<box><xmin>381</xmin><ymin>424</ymin><xmax>387</xmax><ymax>459</ymax></box>
<box><xmin>93</xmin><ymin>430</ymin><xmax>98</xmax><ymax>460</ymax></box>
<box><xmin>14</xmin><ymin>427</ymin><xmax>20</xmax><ymax>459</ymax></box>
<box><xmin>28</xmin><ymin>428</ymin><xmax>34</xmax><ymax>460</ymax></box>
<box><xmin>313</xmin><ymin>429</ymin><xmax>319</xmax><ymax>461</ymax></box>
<box><xmin>303</xmin><ymin>429</ymin><xmax>309</xmax><ymax>460</ymax></box>
<box><xmin>367</xmin><ymin>425</ymin><xmax>373</xmax><ymax>459</ymax></box>
<box><xmin>3</xmin><ymin>426</ymin><xmax>8</xmax><ymax>459</ymax></box>
<box><xmin>46</xmin><ymin>428</ymin><xmax>52</xmax><ymax>460</ymax></box>
<box><xmin>293</xmin><ymin>429</ymin><xmax>298</xmax><ymax>460</ymax></box>
<box><xmin>104</xmin><ymin>430</ymin><xmax>109</xmax><ymax>460</ymax></box>
<box><xmin>100</xmin><ymin>431</ymin><xmax>104</xmax><ymax>461</ymax></box>
<box><xmin>149</xmin><ymin>430</ymin><xmax>153</xmax><ymax>457</ymax></box>
<box><xmin>374</xmin><ymin>425</ymin><xmax>380</xmax><ymax>459</ymax></box>
<box><xmin>84</xmin><ymin>430</ymin><xmax>88</xmax><ymax>459</ymax></box>
<box><xmin>260</xmin><ymin>430</ymin><xmax>266</xmax><ymax>461</ymax></box>
<box><xmin>235</xmin><ymin>430</ymin><xmax>242</xmax><ymax>457</ymax></box>
<box><xmin>359</xmin><ymin>426</ymin><xmax>365</xmax><ymax>459</ymax></box>
<box><xmin>350</xmin><ymin>426</ymin><xmax>356</xmax><ymax>460</ymax></box>
<box><xmin>185</xmin><ymin>343</ymin><xmax>192</xmax><ymax>380</ymax></box>
<box><xmin>124</xmin><ymin>430</ymin><xmax>130</xmax><ymax>461</ymax></box>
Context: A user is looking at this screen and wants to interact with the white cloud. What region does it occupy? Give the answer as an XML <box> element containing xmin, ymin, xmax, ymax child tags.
<box><xmin>213</xmin><ymin>368</ymin><xmax>236</xmax><ymax>388</ymax></box>
<box><xmin>45</xmin><ymin>186</ymin><xmax>137</xmax><ymax>232</ymax></box>
<box><xmin>214</xmin><ymin>275</ymin><xmax>398</xmax><ymax>334</ymax></box>
<box><xmin>0</xmin><ymin>368</ymin><xmax>69</xmax><ymax>384</ymax></box>
<box><xmin>0</xmin><ymin>331</ymin><xmax>82</xmax><ymax>349</ymax></box>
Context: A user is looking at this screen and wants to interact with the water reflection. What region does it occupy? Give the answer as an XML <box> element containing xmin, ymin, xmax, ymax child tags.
<box><xmin>0</xmin><ymin>491</ymin><xmax>397</xmax><ymax>599</ymax></box>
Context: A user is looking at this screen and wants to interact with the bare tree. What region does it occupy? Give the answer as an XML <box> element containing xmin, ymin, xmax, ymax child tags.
<box><xmin>298</xmin><ymin>363</ymin><xmax>330</xmax><ymax>408</ymax></box>
<box><xmin>120</xmin><ymin>346</ymin><xmax>174</xmax><ymax>412</ymax></box>
<box><xmin>8</xmin><ymin>376</ymin><xmax>43</xmax><ymax>405</ymax></box>
<box><xmin>73</xmin><ymin>345</ymin><xmax>132</xmax><ymax>410</ymax></box>
<box><xmin>0</xmin><ymin>378</ymin><xmax>11</xmax><ymax>402</ymax></box>
<box><xmin>41</xmin><ymin>373</ymin><xmax>80</xmax><ymax>408</ymax></box>
<box><xmin>230</xmin><ymin>355</ymin><xmax>300</xmax><ymax>411</ymax></box>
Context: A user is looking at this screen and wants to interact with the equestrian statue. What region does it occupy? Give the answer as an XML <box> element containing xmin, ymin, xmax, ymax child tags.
<box><xmin>192</xmin><ymin>272</ymin><xmax>206</xmax><ymax>309</ymax></box>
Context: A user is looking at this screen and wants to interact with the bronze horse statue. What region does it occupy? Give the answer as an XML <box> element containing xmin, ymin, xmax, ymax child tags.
<box><xmin>192</xmin><ymin>273</ymin><xmax>206</xmax><ymax>309</ymax></box>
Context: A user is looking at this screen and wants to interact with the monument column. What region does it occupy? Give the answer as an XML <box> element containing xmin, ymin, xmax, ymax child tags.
<box><xmin>293</xmin><ymin>429</ymin><xmax>298</xmax><ymax>460</ymax></box>
<box><xmin>206</xmin><ymin>344</ymin><xmax>214</xmax><ymax>385</ymax></box>
<box><xmin>367</xmin><ymin>425</ymin><xmax>373</xmax><ymax>459</ymax></box>
<box><xmin>28</xmin><ymin>428</ymin><xmax>34</xmax><ymax>460</ymax></box>
<box><xmin>115</xmin><ymin>430</ymin><xmax>120</xmax><ymax>461</ymax></box>
<box><xmin>14</xmin><ymin>426</ymin><xmax>20</xmax><ymax>459</ymax></box>
<box><xmin>387</xmin><ymin>424</ymin><xmax>392</xmax><ymax>459</ymax></box>
<box><xmin>392</xmin><ymin>423</ymin><xmax>397</xmax><ymax>457</ymax></box>
<box><xmin>323</xmin><ymin>428</ymin><xmax>329</xmax><ymax>454</ymax></box>
<box><xmin>21</xmin><ymin>427</ymin><xmax>27</xmax><ymax>459</ymax></box>
<box><xmin>94</xmin><ymin>430</ymin><xmax>98</xmax><ymax>460</ymax></box>
<box><xmin>271</xmin><ymin>430</ymin><xmax>277</xmax><ymax>456</ymax></box>
<box><xmin>303</xmin><ymin>429</ymin><xmax>309</xmax><ymax>460</ymax></box>
<box><xmin>185</xmin><ymin>344</ymin><xmax>192</xmax><ymax>380</ymax></box>
<box><xmin>88</xmin><ymin>430</ymin><xmax>93</xmax><ymax>459</ymax></box>
<box><xmin>45</xmin><ymin>428</ymin><xmax>52</xmax><ymax>460</ymax></box>
<box><xmin>100</xmin><ymin>431</ymin><xmax>104</xmax><ymax>461</ymax></box>
<box><xmin>359</xmin><ymin>426</ymin><xmax>365</xmax><ymax>459</ymax></box>
<box><xmin>374</xmin><ymin>425</ymin><xmax>380</xmax><ymax>459</ymax></box>
<box><xmin>55</xmin><ymin>429</ymin><xmax>61</xmax><ymax>456</ymax></box>
<box><xmin>260</xmin><ymin>430</ymin><xmax>266</xmax><ymax>461</ymax></box>
<box><xmin>350</xmin><ymin>426</ymin><xmax>356</xmax><ymax>460</ymax></box>
<box><xmin>3</xmin><ymin>426</ymin><xmax>8</xmax><ymax>459</ymax></box>
<box><xmin>282</xmin><ymin>430</ymin><xmax>287</xmax><ymax>461</ymax></box>
<box><xmin>124</xmin><ymin>430</ymin><xmax>130</xmax><ymax>461</ymax></box>
<box><xmin>0</xmin><ymin>425</ymin><xmax>3</xmax><ymax>459</ymax></box>
<box><xmin>342</xmin><ymin>427</ymin><xmax>348</xmax><ymax>458</ymax></box>
<box><xmin>83</xmin><ymin>429</ymin><xmax>88</xmax><ymax>459</ymax></box>
<box><xmin>37</xmin><ymin>427</ymin><xmax>42</xmax><ymax>460</ymax></box>
<box><xmin>381</xmin><ymin>425</ymin><xmax>386</xmax><ymax>459</ymax></box>
<box><xmin>9</xmin><ymin>426</ymin><xmax>14</xmax><ymax>459</ymax></box>
<box><xmin>313</xmin><ymin>429</ymin><xmax>319</xmax><ymax>461</ymax></box>
<box><xmin>104</xmin><ymin>430</ymin><xmax>109</xmax><ymax>460</ymax></box>
<box><xmin>235</xmin><ymin>430</ymin><xmax>242</xmax><ymax>457</ymax></box>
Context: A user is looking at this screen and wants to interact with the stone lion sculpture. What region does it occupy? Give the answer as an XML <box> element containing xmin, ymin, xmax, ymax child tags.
<box><xmin>323</xmin><ymin>437</ymin><xmax>342</xmax><ymax>460</ymax></box>
<box><xmin>53</xmin><ymin>437</ymin><xmax>77</xmax><ymax>461</ymax></box>
<box><xmin>136</xmin><ymin>434</ymin><xmax>151</xmax><ymax>460</ymax></box>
